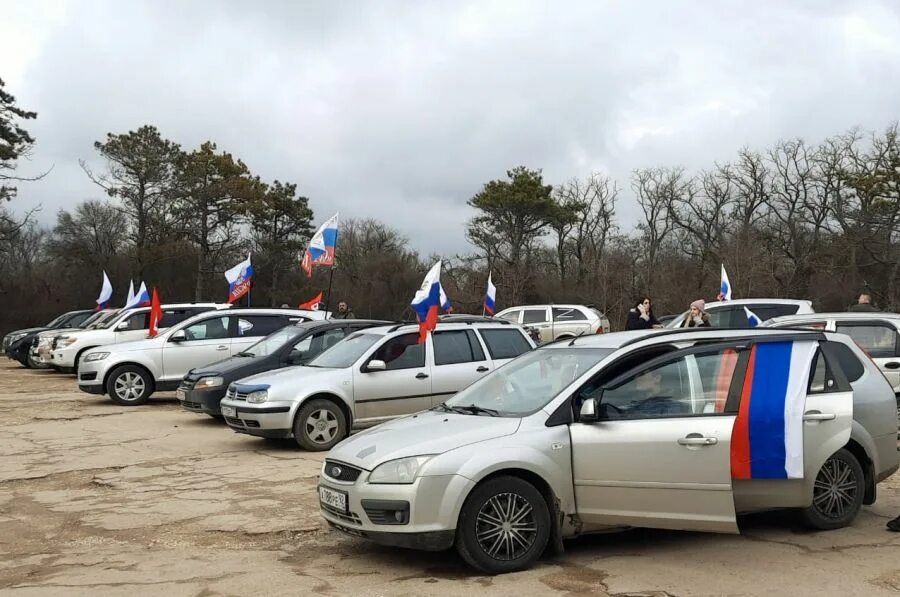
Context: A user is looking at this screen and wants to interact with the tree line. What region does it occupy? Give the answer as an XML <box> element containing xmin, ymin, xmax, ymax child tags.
<box><xmin>2</xmin><ymin>77</ymin><xmax>899</xmax><ymax>335</ymax></box>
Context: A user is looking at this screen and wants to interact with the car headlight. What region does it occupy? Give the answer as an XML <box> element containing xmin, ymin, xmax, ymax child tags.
<box><xmin>58</xmin><ymin>337</ymin><xmax>77</xmax><ymax>347</ymax></box>
<box><xmin>84</xmin><ymin>352</ymin><xmax>110</xmax><ymax>362</ymax></box>
<box><xmin>247</xmin><ymin>390</ymin><xmax>268</xmax><ymax>404</ymax></box>
<box><xmin>9</xmin><ymin>333</ymin><xmax>26</xmax><ymax>344</ymax></box>
<box><xmin>368</xmin><ymin>456</ymin><xmax>433</xmax><ymax>484</ymax></box>
<box><xmin>194</xmin><ymin>376</ymin><xmax>225</xmax><ymax>389</ymax></box>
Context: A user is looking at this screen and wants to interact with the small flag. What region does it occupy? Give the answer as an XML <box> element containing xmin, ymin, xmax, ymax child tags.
<box><xmin>718</xmin><ymin>265</ymin><xmax>732</xmax><ymax>301</ymax></box>
<box><xmin>96</xmin><ymin>271</ymin><xmax>113</xmax><ymax>310</ymax></box>
<box><xmin>744</xmin><ymin>307</ymin><xmax>762</xmax><ymax>328</ymax></box>
<box><xmin>301</xmin><ymin>213</ymin><xmax>339</xmax><ymax>277</ymax></box>
<box><xmin>439</xmin><ymin>284</ymin><xmax>452</xmax><ymax>313</ymax></box>
<box><xmin>298</xmin><ymin>292</ymin><xmax>323</xmax><ymax>311</ymax></box>
<box><xmin>410</xmin><ymin>260</ymin><xmax>442</xmax><ymax>343</ymax></box>
<box><xmin>484</xmin><ymin>273</ymin><xmax>497</xmax><ymax>315</ymax></box>
<box><xmin>124</xmin><ymin>281</ymin><xmax>151</xmax><ymax>309</ymax></box>
<box><xmin>225</xmin><ymin>254</ymin><xmax>254</xmax><ymax>303</ymax></box>
<box><xmin>125</xmin><ymin>281</ymin><xmax>136</xmax><ymax>308</ymax></box>
<box><xmin>148</xmin><ymin>289</ymin><xmax>162</xmax><ymax>338</ymax></box>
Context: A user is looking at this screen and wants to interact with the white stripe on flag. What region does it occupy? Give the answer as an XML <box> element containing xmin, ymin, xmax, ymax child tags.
<box><xmin>783</xmin><ymin>341</ymin><xmax>818</xmax><ymax>479</ymax></box>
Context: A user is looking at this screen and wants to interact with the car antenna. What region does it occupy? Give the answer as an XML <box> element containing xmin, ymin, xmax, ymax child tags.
<box><xmin>568</xmin><ymin>330</ymin><xmax>587</xmax><ymax>347</ymax></box>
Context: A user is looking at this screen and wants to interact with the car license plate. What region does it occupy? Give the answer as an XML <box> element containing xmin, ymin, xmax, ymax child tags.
<box><xmin>319</xmin><ymin>486</ymin><xmax>348</xmax><ymax>512</ymax></box>
<box><xmin>176</xmin><ymin>389</ymin><xmax>186</xmax><ymax>401</ymax></box>
<box><xmin>221</xmin><ymin>405</ymin><xmax>236</xmax><ymax>417</ymax></box>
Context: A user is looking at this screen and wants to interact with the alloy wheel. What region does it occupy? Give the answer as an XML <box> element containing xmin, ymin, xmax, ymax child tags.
<box><xmin>813</xmin><ymin>456</ymin><xmax>859</xmax><ymax>520</ymax></box>
<box><xmin>475</xmin><ymin>492</ymin><xmax>538</xmax><ymax>561</ymax></box>
<box><xmin>114</xmin><ymin>372</ymin><xmax>146</xmax><ymax>402</ymax></box>
<box><xmin>305</xmin><ymin>409</ymin><xmax>339</xmax><ymax>445</ymax></box>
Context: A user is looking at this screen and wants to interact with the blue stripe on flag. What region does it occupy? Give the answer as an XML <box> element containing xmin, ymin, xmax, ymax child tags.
<box><xmin>748</xmin><ymin>341</ymin><xmax>793</xmax><ymax>479</ymax></box>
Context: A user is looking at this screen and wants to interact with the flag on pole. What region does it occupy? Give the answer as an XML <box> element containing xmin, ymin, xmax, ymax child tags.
<box><xmin>124</xmin><ymin>281</ymin><xmax>151</xmax><ymax>309</ymax></box>
<box><xmin>301</xmin><ymin>213</ymin><xmax>339</xmax><ymax>277</ymax></box>
<box><xmin>298</xmin><ymin>292</ymin><xmax>323</xmax><ymax>311</ymax></box>
<box><xmin>224</xmin><ymin>254</ymin><xmax>254</xmax><ymax>303</ymax></box>
<box><xmin>125</xmin><ymin>281</ymin><xmax>136</xmax><ymax>309</ymax></box>
<box><xmin>744</xmin><ymin>306</ymin><xmax>762</xmax><ymax>328</ymax></box>
<box><xmin>718</xmin><ymin>265</ymin><xmax>732</xmax><ymax>301</ymax></box>
<box><xmin>148</xmin><ymin>289</ymin><xmax>162</xmax><ymax>338</ymax></box>
<box><xmin>411</xmin><ymin>260</ymin><xmax>442</xmax><ymax>343</ymax></box>
<box><xmin>95</xmin><ymin>271</ymin><xmax>113</xmax><ymax>310</ymax></box>
<box><xmin>483</xmin><ymin>273</ymin><xmax>497</xmax><ymax>315</ymax></box>
<box><xmin>439</xmin><ymin>283</ymin><xmax>452</xmax><ymax>313</ymax></box>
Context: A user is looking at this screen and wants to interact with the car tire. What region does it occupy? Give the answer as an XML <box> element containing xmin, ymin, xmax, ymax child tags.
<box><xmin>800</xmin><ymin>448</ymin><xmax>865</xmax><ymax>530</ymax></box>
<box><xmin>455</xmin><ymin>475</ymin><xmax>551</xmax><ymax>574</ymax></box>
<box><xmin>26</xmin><ymin>353</ymin><xmax>46</xmax><ymax>369</ymax></box>
<box><xmin>106</xmin><ymin>365</ymin><xmax>154</xmax><ymax>406</ymax></box>
<box><xmin>293</xmin><ymin>399</ymin><xmax>347</xmax><ymax>451</ymax></box>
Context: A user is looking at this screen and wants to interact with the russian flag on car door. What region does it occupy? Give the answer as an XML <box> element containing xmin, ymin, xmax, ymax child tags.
<box><xmin>731</xmin><ymin>340</ymin><xmax>818</xmax><ymax>479</ymax></box>
<box><xmin>301</xmin><ymin>213</ymin><xmax>339</xmax><ymax>277</ymax></box>
<box><xmin>411</xmin><ymin>260</ymin><xmax>442</xmax><ymax>343</ymax></box>
<box><xmin>95</xmin><ymin>271</ymin><xmax>113</xmax><ymax>310</ymax></box>
<box><xmin>484</xmin><ymin>272</ymin><xmax>497</xmax><ymax>315</ymax></box>
<box><xmin>225</xmin><ymin>254</ymin><xmax>254</xmax><ymax>303</ymax></box>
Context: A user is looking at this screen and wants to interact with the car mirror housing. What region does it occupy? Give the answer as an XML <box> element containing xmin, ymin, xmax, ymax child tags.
<box><xmin>169</xmin><ymin>330</ymin><xmax>186</xmax><ymax>343</ymax></box>
<box><xmin>367</xmin><ymin>359</ymin><xmax>387</xmax><ymax>372</ymax></box>
<box><xmin>116</xmin><ymin>322</ymin><xmax>129</xmax><ymax>331</ymax></box>
<box><xmin>288</xmin><ymin>349</ymin><xmax>306</xmax><ymax>365</ymax></box>
<box><xmin>579</xmin><ymin>397</ymin><xmax>600</xmax><ymax>423</ymax></box>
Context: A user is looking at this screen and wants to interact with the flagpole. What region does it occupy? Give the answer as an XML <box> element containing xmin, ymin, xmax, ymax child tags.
<box><xmin>323</xmin><ymin>266</ymin><xmax>335</xmax><ymax>319</ymax></box>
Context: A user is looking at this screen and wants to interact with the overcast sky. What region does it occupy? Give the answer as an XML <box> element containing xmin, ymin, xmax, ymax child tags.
<box><xmin>3</xmin><ymin>0</ymin><xmax>900</xmax><ymax>255</ymax></box>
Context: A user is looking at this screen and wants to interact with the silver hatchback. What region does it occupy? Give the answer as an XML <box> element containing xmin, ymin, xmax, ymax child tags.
<box><xmin>318</xmin><ymin>327</ymin><xmax>898</xmax><ymax>574</ymax></box>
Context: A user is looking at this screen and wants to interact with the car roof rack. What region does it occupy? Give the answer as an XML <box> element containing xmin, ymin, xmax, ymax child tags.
<box><xmin>619</xmin><ymin>327</ymin><xmax>827</xmax><ymax>348</ymax></box>
<box><xmin>438</xmin><ymin>315</ymin><xmax>510</xmax><ymax>325</ymax></box>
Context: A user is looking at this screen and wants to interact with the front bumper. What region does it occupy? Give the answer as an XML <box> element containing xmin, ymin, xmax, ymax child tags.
<box><xmin>220</xmin><ymin>398</ymin><xmax>295</xmax><ymax>438</ymax></box>
<box><xmin>317</xmin><ymin>463</ymin><xmax>473</xmax><ymax>550</ymax></box>
<box><xmin>76</xmin><ymin>359</ymin><xmax>107</xmax><ymax>394</ymax></box>
<box><xmin>51</xmin><ymin>346</ymin><xmax>79</xmax><ymax>369</ymax></box>
<box><xmin>179</xmin><ymin>382</ymin><xmax>228</xmax><ymax>416</ymax></box>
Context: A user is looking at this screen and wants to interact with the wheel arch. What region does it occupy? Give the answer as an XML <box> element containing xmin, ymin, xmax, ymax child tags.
<box><xmin>294</xmin><ymin>392</ymin><xmax>353</xmax><ymax>430</ymax></box>
<box><xmin>843</xmin><ymin>438</ymin><xmax>875</xmax><ymax>505</ymax></box>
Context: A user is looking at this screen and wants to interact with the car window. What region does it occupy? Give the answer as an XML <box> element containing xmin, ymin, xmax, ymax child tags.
<box><xmin>164</xmin><ymin>309</ymin><xmax>203</xmax><ymax>327</ymax></box>
<box><xmin>706</xmin><ymin>307</ymin><xmax>735</xmax><ymax>328</ymax></box>
<box><xmin>121</xmin><ymin>311</ymin><xmax>151</xmax><ymax>331</ymax></box>
<box><xmin>479</xmin><ymin>329</ymin><xmax>533</xmax><ymax>360</ymax></box>
<box><xmin>497</xmin><ymin>310</ymin><xmax>521</xmax><ymax>323</ymax></box>
<box><xmin>836</xmin><ymin>324</ymin><xmax>899</xmax><ymax>358</ymax></box>
<box><xmin>244</xmin><ymin>327</ymin><xmax>303</xmax><ymax>357</ymax></box>
<box><xmin>308</xmin><ymin>333</ymin><xmax>380</xmax><ymax>368</ymax></box>
<box><xmin>235</xmin><ymin>315</ymin><xmax>288</xmax><ymax>337</ymax></box>
<box><xmin>434</xmin><ymin>330</ymin><xmax>485</xmax><ymax>365</ymax></box>
<box><xmin>824</xmin><ymin>341</ymin><xmax>865</xmax><ymax>383</ymax></box>
<box><xmin>808</xmin><ymin>349</ymin><xmax>840</xmax><ymax>394</ymax></box>
<box><xmin>597</xmin><ymin>348</ymin><xmax>741</xmax><ymax>419</ymax></box>
<box><xmin>291</xmin><ymin>328</ymin><xmax>345</xmax><ymax>360</ymax></box>
<box><xmin>466</xmin><ymin>330</ymin><xmax>486</xmax><ymax>361</ymax></box>
<box><xmin>183</xmin><ymin>316</ymin><xmax>231</xmax><ymax>341</ymax></box>
<box><xmin>745</xmin><ymin>304</ymin><xmax>800</xmax><ymax>324</ymax></box>
<box><xmin>373</xmin><ymin>333</ymin><xmax>424</xmax><ymax>370</ymax></box>
<box><xmin>553</xmin><ymin>307</ymin><xmax>587</xmax><ymax>322</ymax></box>
<box><xmin>522</xmin><ymin>309</ymin><xmax>548</xmax><ymax>324</ymax></box>
<box><xmin>67</xmin><ymin>312</ymin><xmax>92</xmax><ymax>328</ymax></box>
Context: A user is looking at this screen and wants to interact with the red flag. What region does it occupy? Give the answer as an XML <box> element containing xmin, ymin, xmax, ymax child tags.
<box><xmin>298</xmin><ymin>291</ymin><xmax>323</xmax><ymax>311</ymax></box>
<box><xmin>148</xmin><ymin>289</ymin><xmax>162</xmax><ymax>338</ymax></box>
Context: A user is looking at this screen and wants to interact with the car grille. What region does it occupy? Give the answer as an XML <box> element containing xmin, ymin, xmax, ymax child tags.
<box><xmin>79</xmin><ymin>372</ymin><xmax>97</xmax><ymax>381</ymax></box>
<box><xmin>182</xmin><ymin>400</ymin><xmax>203</xmax><ymax>410</ymax></box>
<box><xmin>225</xmin><ymin>387</ymin><xmax>249</xmax><ymax>401</ymax></box>
<box><xmin>51</xmin><ymin>338</ymin><xmax>59</xmax><ymax>350</ymax></box>
<box><xmin>323</xmin><ymin>460</ymin><xmax>362</xmax><ymax>483</ymax></box>
<box><xmin>362</xmin><ymin>502</ymin><xmax>410</xmax><ymax>525</ymax></box>
<box><xmin>179</xmin><ymin>380</ymin><xmax>195</xmax><ymax>392</ymax></box>
<box><xmin>321</xmin><ymin>503</ymin><xmax>363</xmax><ymax>526</ymax></box>
<box><xmin>225</xmin><ymin>416</ymin><xmax>243</xmax><ymax>427</ymax></box>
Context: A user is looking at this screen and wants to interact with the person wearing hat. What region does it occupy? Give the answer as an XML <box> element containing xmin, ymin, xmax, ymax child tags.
<box><xmin>679</xmin><ymin>299</ymin><xmax>711</xmax><ymax>328</ymax></box>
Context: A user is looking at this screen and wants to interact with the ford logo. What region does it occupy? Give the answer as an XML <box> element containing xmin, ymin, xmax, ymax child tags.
<box><xmin>330</xmin><ymin>466</ymin><xmax>342</xmax><ymax>477</ymax></box>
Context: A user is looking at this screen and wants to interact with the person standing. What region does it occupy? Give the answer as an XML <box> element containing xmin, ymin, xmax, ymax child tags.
<box><xmin>334</xmin><ymin>301</ymin><xmax>355</xmax><ymax>319</ymax></box>
<box><xmin>679</xmin><ymin>299</ymin><xmax>711</xmax><ymax>328</ymax></box>
<box><xmin>849</xmin><ymin>293</ymin><xmax>878</xmax><ymax>312</ymax></box>
<box><xmin>625</xmin><ymin>296</ymin><xmax>661</xmax><ymax>330</ymax></box>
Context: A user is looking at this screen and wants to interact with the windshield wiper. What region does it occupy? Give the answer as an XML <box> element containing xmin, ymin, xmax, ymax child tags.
<box><xmin>451</xmin><ymin>404</ymin><xmax>500</xmax><ymax>417</ymax></box>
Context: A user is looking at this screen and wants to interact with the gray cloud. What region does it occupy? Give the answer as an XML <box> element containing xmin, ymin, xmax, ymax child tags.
<box><xmin>5</xmin><ymin>0</ymin><xmax>900</xmax><ymax>256</ymax></box>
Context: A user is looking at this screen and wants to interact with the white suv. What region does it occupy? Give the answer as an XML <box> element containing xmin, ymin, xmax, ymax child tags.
<box><xmin>50</xmin><ymin>303</ymin><xmax>229</xmax><ymax>373</ymax></box>
<box><xmin>665</xmin><ymin>298</ymin><xmax>814</xmax><ymax>329</ymax></box>
<box><xmin>220</xmin><ymin>317</ymin><xmax>536</xmax><ymax>450</ymax></box>
<box><xmin>77</xmin><ymin>308</ymin><xmax>322</xmax><ymax>405</ymax></box>
<box><xmin>496</xmin><ymin>304</ymin><xmax>610</xmax><ymax>343</ymax></box>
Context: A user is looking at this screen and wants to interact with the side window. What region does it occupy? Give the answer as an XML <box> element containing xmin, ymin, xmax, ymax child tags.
<box><xmin>466</xmin><ymin>330</ymin><xmax>486</xmax><ymax>362</ymax></box>
<box><xmin>808</xmin><ymin>349</ymin><xmax>839</xmax><ymax>394</ymax></box>
<box><xmin>836</xmin><ymin>324</ymin><xmax>899</xmax><ymax>358</ymax></box>
<box><xmin>372</xmin><ymin>333</ymin><xmax>425</xmax><ymax>370</ymax></box>
<box><xmin>236</xmin><ymin>316</ymin><xmax>288</xmax><ymax>337</ymax></box>
<box><xmin>553</xmin><ymin>308</ymin><xmax>587</xmax><ymax>322</ymax></box>
<box><xmin>293</xmin><ymin>328</ymin><xmax>345</xmax><ymax>359</ymax></box>
<box><xmin>598</xmin><ymin>348</ymin><xmax>741</xmax><ymax>419</ymax></box>
<box><xmin>479</xmin><ymin>329</ymin><xmax>533</xmax><ymax>360</ymax></box>
<box><xmin>498</xmin><ymin>310</ymin><xmax>521</xmax><ymax>323</ymax></box>
<box><xmin>183</xmin><ymin>316</ymin><xmax>231</xmax><ymax>341</ymax></box>
<box><xmin>522</xmin><ymin>309</ymin><xmax>548</xmax><ymax>324</ymax></box>
<box><xmin>706</xmin><ymin>307</ymin><xmax>736</xmax><ymax>328</ymax></box>
<box><xmin>162</xmin><ymin>310</ymin><xmax>197</xmax><ymax>327</ymax></box>
<box><xmin>434</xmin><ymin>330</ymin><xmax>480</xmax><ymax>365</ymax></box>
<box><xmin>122</xmin><ymin>312</ymin><xmax>150</xmax><ymax>331</ymax></box>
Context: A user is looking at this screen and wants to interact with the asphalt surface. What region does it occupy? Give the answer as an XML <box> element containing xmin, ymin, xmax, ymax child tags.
<box><xmin>2</xmin><ymin>361</ymin><xmax>900</xmax><ymax>596</ymax></box>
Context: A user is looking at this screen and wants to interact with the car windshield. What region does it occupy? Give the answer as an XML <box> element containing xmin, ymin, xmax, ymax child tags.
<box><xmin>445</xmin><ymin>348</ymin><xmax>615</xmax><ymax>417</ymax></box>
<box><xmin>77</xmin><ymin>311</ymin><xmax>105</xmax><ymax>329</ymax></box>
<box><xmin>94</xmin><ymin>310</ymin><xmax>122</xmax><ymax>329</ymax></box>
<box><xmin>45</xmin><ymin>313</ymin><xmax>68</xmax><ymax>327</ymax></box>
<box><xmin>243</xmin><ymin>326</ymin><xmax>304</xmax><ymax>357</ymax></box>
<box><xmin>307</xmin><ymin>333</ymin><xmax>381</xmax><ymax>369</ymax></box>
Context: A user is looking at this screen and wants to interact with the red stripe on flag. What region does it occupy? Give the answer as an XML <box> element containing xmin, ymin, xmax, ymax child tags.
<box><xmin>731</xmin><ymin>346</ymin><xmax>756</xmax><ymax>479</ymax></box>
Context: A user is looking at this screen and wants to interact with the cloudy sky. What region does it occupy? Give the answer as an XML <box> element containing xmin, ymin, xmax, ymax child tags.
<box><xmin>3</xmin><ymin>0</ymin><xmax>900</xmax><ymax>255</ymax></box>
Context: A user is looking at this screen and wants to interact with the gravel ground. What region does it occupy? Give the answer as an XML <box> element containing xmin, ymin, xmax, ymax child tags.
<box><xmin>2</xmin><ymin>361</ymin><xmax>900</xmax><ymax>596</ymax></box>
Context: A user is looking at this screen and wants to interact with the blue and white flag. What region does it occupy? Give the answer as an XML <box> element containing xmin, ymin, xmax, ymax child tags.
<box><xmin>484</xmin><ymin>273</ymin><xmax>497</xmax><ymax>315</ymax></box>
<box><xmin>125</xmin><ymin>281</ymin><xmax>136</xmax><ymax>308</ymax></box>
<box><xmin>225</xmin><ymin>254</ymin><xmax>254</xmax><ymax>303</ymax></box>
<box><xmin>95</xmin><ymin>271</ymin><xmax>113</xmax><ymax>311</ymax></box>
<box><xmin>719</xmin><ymin>264</ymin><xmax>732</xmax><ymax>301</ymax></box>
<box><xmin>744</xmin><ymin>306</ymin><xmax>762</xmax><ymax>328</ymax></box>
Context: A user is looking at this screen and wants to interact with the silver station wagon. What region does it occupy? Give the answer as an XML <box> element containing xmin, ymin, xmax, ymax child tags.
<box><xmin>318</xmin><ymin>327</ymin><xmax>899</xmax><ymax>574</ymax></box>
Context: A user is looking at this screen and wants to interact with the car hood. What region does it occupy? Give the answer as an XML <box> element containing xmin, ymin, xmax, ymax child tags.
<box><xmin>327</xmin><ymin>410</ymin><xmax>522</xmax><ymax>471</ymax></box>
<box><xmin>7</xmin><ymin>327</ymin><xmax>45</xmax><ymax>337</ymax></box>
<box><xmin>187</xmin><ymin>353</ymin><xmax>277</xmax><ymax>381</ymax></box>
<box><xmin>234</xmin><ymin>365</ymin><xmax>342</xmax><ymax>386</ymax></box>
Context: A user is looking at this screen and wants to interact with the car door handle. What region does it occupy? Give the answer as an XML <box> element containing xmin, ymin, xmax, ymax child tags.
<box><xmin>803</xmin><ymin>411</ymin><xmax>836</xmax><ymax>422</ymax></box>
<box><xmin>216</xmin><ymin>345</ymin><xmax>228</xmax><ymax>351</ymax></box>
<box><xmin>677</xmin><ymin>436</ymin><xmax>717</xmax><ymax>446</ymax></box>
<box><xmin>885</xmin><ymin>361</ymin><xmax>900</xmax><ymax>370</ymax></box>
<box><xmin>415</xmin><ymin>372</ymin><xmax>429</xmax><ymax>379</ymax></box>
<box><xmin>476</xmin><ymin>366</ymin><xmax>489</xmax><ymax>372</ymax></box>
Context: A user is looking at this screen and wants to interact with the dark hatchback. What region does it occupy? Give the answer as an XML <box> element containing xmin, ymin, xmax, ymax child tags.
<box><xmin>179</xmin><ymin>319</ymin><xmax>389</xmax><ymax>418</ymax></box>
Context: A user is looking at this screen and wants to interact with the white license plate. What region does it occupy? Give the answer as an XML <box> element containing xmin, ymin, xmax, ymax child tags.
<box><xmin>176</xmin><ymin>389</ymin><xmax>186</xmax><ymax>401</ymax></box>
<box><xmin>221</xmin><ymin>405</ymin><xmax>236</xmax><ymax>417</ymax></box>
<box><xmin>319</xmin><ymin>486</ymin><xmax>347</xmax><ymax>512</ymax></box>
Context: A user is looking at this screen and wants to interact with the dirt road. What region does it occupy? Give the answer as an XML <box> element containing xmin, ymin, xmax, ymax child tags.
<box><xmin>2</xmin><ymin>362</ymin><xmax>900</xmax><ymax>596</ymax></box>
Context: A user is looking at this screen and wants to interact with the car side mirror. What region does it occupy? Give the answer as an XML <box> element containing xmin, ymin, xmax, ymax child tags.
<box><xmin>367</xmin><ymin>359</ymin><xmax>386</xmax><ymax>372</ymax></box>
<box><xmin>116</xmin><ymin>322</ymin><xmax>129</xmax><ymax>331</ymax></box>
<box><xmin>287</xmin><ymin>349</ymin><xmax>306</xmax><ymax>365</ymax></box>
<box><xmin>579</xmin><ymin>398</ymin><xmax>600</xmax><ymax>423</ymax></box>
<box><xmin>169</xmin><ymin>330</ymin><xmax>186</xmax><ymax>343</ymax></box>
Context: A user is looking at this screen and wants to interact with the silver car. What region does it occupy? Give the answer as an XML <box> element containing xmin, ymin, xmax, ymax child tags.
<box><xmin>318</xmin><ymin>327</ymin><xmax>898</xmax><ymax>574</ymax></box>
<box><xmin>495</xmin><ymin>304</ymin><xmax>610</xmax><ymax>343</ymax></box>
<box><xmin>666</xmin><ymin>298</ymin><xmax>815</xmax><ymax>329</ymax></box>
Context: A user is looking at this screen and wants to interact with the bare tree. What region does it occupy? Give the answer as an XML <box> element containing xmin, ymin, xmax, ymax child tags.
<box><xmin>632</xmin><ymin>167</ymin><xmax>686</xmax><ymax>292</ymax></box>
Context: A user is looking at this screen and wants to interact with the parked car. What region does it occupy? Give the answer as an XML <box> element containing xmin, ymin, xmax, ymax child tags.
<box><xmin>77</xmin><ymin>308</ymin><xmax>324</xmax><ymax>405</ymax></box>
<box><xmin>49</xmin><ymin>303</ymin><xmax>229</xmax><ymax>373</ymax></box>
<box><xmin>656</xmin><ymin>314</ymin><xmax>680</xmax><ymax>326</ymax></box>
<box><xmin>220</xmin><ymin>317</ymin><xmax>536</xmax><ymax>450</ymax></box>
<box><xmin>179</xmin><ymin>318</ymin><xmax>389</xmax><ymax>418</ymax></box>
<box><xmin>4</xmin><ymin>309</ymin><xmax>95</xmax><ymax>367</ymax></box>
<box><xmin>318</xmin><ymin>326</ymin><xmax>898</xmax><ymax>574</ymax></box>
<box><xmin>30</xmin><ymin>309</ymin><xmax>121</xmax><ymax>368</ymax></box>
<box><xmin>665</xmin><ymin>298</ymin><xmax>814</xmax><ymax>329</ymax></box>
<box><xmin>765</xmin><ymin>312</ymin><xmax>900</xmax><ymax>398</ymax></box>
<box><xmin>495</xmin><ymin>304</ymin><xmax>610</xmax><ymax>343</ymax></box>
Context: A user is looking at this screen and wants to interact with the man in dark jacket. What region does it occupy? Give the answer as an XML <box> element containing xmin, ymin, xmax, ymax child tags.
<box><xmin>849</xmin><ymin>293</ymin><xmax>878</xmax><ymax>312</ymax></box>
<box><xmin>334</xmin><ymin>302</ymin><xmax>355</xmax><ymax>319</ymax></box>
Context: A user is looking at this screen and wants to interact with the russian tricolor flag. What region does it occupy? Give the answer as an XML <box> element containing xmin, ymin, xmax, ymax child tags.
<box><xmin>301</xmin><ymin>213</ymin><xmax>339</xmax><ymax>277</ymax></box>
<box><xmin>719</xmin><ymin>264</ymin><xmax>732</xmax><ymax>301</ymax></box>
<box><xmin>225</xmin><ymin>254</ymin><xmax>254</xmax><ymax>303</ymax></box>
<box><xmin>95</xmin><ymin>271</ymin><xmax>113</xmax><ymax>310</ymax></box>
<box><xmin>411</xmin><ymin>260</ymin><xmax>442</xmax><ymax>343</ymax></box>
<box><xmin>124</xmin><ymin>282</ymin><xmax>151</xmax><ymax>309</ymax></box>
<box><xmin>731</xmin><ymin>341</ymin><xmax>818</xmax><ymax>479</ymax></box>
<box><xmin>484</xmin><ymin>273</ymin><xmax>496</xmax><ymax>315</ymax></box>
<box><xmin>744</xmin><ymin>306</ymin><xmax>762</xmax><ymax>328</ymax></box>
